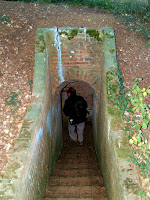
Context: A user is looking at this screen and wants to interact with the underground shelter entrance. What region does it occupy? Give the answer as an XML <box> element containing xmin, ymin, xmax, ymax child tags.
<box><xmin>1</xmin><ymin>27</ymin><xmax>142</xmax><ymax>200</ymax></box>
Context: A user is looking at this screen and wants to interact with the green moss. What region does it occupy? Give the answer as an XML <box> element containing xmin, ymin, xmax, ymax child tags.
<box><xmin>106</xmin><ymin>69</ymin><xmax>121</xmax><ymax>104</ymax></box>
<box><xmin>14</xmin><ymin>140</ymin><xmax>29</xmax><ymax>152</ymax></box>
<box><xmin>68</xmin><ymin>29</ymin><xmax>78</xmax><ymax>40</ymax></box>
<box><xmin>18</xmin><ymin>119</ymin><xmax>32</xmax><ymax>139</ymax></box>
<box><xmin>124</xmin><ymin>178</ymin><xmax>141</xmax><ymax>194</ymax></box>
<box><xmin>107</xmin><ymin>105</ymin><xmax>123</xmax><ymax>130</ymax></box>
<box><xmin>59</xmin><ymin>30</ymin><xmax>68</xmax><ymax>36</ymax></box>
<box><xmin>35</xmin><ymin>35</ymin><xmax>46</xmax><ymax>53</ymax></box>
<box><xmin>86</xmin><ymin>29</ymin><xmax>103</xmax><ymax>41</ymax></box>
<box><xmin>109</xmin><ymin>49</ymin><xmax>115</xmax><ymax>54</ymax></box>
<box><xmin>7</xmin><ymin>162</ymin><xmax>21</xmax><ymax>172</ymax></box>
<box><xmin>79</xmin><ymin>30</ymin><xmax>83</xmax><ymax>33</ymax></box>
<box><xmin>60</xmin><ymin>28</ymin><xmax>104</xmax><ymax>41</ymax></box>
<box><xmin>21</xmin><ymin>119</ymin><xmax>31</xmax><ymax>129</ymax></box>
<box><xmin>111</xmin><ymin>116</ymin><xmax>123</xmax><ymax>130</ymax></box>
<box><xmin>60</xmin><ymin>29</ymin><xmax>78</xmax><ymax>40</ymax></box>
<box><xmin>115</xmin><ymin>137</ymin><xmax>131</xmax><ymax>159</ymax></box>
<box><xmin>105</xmin><ymin>32</ymin><xmax>114</xmax><ymax>38</ymax></box>
<box><xmin>106</xmin><ymin>70</ymin><xmax>117</xmax><ymax>81</ymax></box>
<box><xmin>107</xmin><ymin>105</ymin><xmax>121</xmax><ymax>117</ymax></box>
<box><xmin>27</xmin><ymin>105</ymin><xmax>32</xmax><ymax>112</ymax></box>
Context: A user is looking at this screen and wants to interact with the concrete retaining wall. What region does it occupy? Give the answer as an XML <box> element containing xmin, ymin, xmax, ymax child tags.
<box><xmin>0</xmin><ymin>29</ymin><xmax>63</xmax><ymax>200</ymax></box>
<box><xmin>93</xmin><ymin>28</ymin><xmax>143</xmax><ymax>200</ymax></box>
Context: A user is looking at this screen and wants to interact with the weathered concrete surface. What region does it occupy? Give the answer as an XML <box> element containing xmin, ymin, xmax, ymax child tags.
<box><xmin>0</xmin><ymin>27</ymin><xmax>142</xmax><ymax>200</ymax></box>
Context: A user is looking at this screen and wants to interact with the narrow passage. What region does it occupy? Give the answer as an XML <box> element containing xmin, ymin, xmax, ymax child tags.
<box><xmin>42</xmin><ymin>121</ymin><xmax>108</xmax><ymax>199</ymax></box>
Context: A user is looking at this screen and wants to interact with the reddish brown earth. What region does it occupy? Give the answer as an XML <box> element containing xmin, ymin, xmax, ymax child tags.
<box><xmin>0</xmin><ymin>0</ymin><xmax>149</xmax><ymax>191</ymax></box>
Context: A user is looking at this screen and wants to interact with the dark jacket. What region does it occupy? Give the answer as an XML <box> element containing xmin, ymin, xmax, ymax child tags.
<box><xmin>63</xmin><ymin>95</ymin><xmax>88</xmax><ymax>124</ymax></box>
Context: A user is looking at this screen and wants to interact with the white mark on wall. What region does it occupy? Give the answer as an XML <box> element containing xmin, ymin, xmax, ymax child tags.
<box><xmin>83</xmin><ymin>27</ymin><xmax>87</xmax><ymax>41</ymax></box>
<box><xmin>36</xmin><ymin>127</ymin><xmax>44</xmax><ymax>144</ymax></box>
<box><xmin>79</xmin><ymin>27</ymin><xmax>87</xmax><ymax>41</ymax></box>
<box><xmin>54</xmin><ymin>27</ymin><xmax>65</xmax><ymax>83</ymax></box>
<box><xmin>28</xmin><ymin>174</ymin><xmax>31</xmax><ymax>180</ymax></box>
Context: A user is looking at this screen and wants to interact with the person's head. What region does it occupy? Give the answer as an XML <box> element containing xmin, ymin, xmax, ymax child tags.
<box><xmin>67</xmin><ymin>87</ymin><xmax>76</xmax><ymax>98</ymax></box>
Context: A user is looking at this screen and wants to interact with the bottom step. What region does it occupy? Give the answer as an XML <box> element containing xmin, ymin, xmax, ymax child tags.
<box><xmin>45</xmin><ymin>186</ymin><xmax>107</xmax><ymax>198</ymax></box>
<box><xmin>43</xmin><ymin>198</ymin><xmax>108</xmax><ymax>200</ymax></box>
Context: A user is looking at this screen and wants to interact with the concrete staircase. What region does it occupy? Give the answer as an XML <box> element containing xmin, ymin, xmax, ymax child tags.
<box><xmin>42</xmin><ymin>122</ymin><xmax>108</xmax><ymax>200</ymax></box>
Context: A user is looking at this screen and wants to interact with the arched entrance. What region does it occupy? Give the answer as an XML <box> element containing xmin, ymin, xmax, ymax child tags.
<box><xmin>53</xmin><ymin>79</ymin><xmax>99</xmax><ymax>147</ymax></box>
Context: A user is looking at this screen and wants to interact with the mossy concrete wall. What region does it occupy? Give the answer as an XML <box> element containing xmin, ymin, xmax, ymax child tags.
<box><xmin>0</xmin><ymin>27</ymin><xmax>142</xmax><ymax>200</ymax></box>
<box><xmin>0</xmin><ymin>29</ymin><xmax>63</xmax><ymax>200</ymax></box>
<box><xmin>93</xmin><ymin>28</ymin><xmax>143</xmax><ymax>200</ymax></box>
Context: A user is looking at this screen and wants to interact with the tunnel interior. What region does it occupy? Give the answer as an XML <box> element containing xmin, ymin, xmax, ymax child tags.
<box><xmin>53</xmin><ymin>79</ymin><xmax>100</xmax><ymax>156</ymax></box>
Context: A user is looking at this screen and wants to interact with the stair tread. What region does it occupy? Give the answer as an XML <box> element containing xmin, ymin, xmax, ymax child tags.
<box><xmin>52</xmin><ymin>168</ymin><xmax>101</xmax><ymax>177</ymax></box>
<box><xmin>59</xmin><ymin>153</ymin><xmax>97</xmax><ymax>158</ymax></box>
<box><xmin>45</xmin><ymin>186</ymin><xmax>107</xmax><ymax>198</ymax></box>
<box><xmin>57</xmin><ymin>158</ymin><xmax>98</xmax><ymax>164</ymax></box>
<box><xmin>43</xmin><ymin>198</ymin><xmax>108</xmax><ymax>200</ymax></box>
<box><xmin>54</xmin><ymin>162</ymin><xmax>99</xmax><ymax>170</ymax></box>
<box><xmin>49</xmin><ymin>176</ymin><xmax>104</xmax><ymax>186</ymax></box>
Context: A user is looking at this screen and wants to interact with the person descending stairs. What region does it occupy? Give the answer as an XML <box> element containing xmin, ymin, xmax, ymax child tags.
<box><xmin>42</xmin><ymin>121</ymin><xmax>108</xmax><ymax>200</ymax></box>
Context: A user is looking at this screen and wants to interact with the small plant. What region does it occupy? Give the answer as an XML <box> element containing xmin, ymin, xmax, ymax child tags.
<box><xmin>0</xmin><ymin>14</ymin><xmax>10</xmax><ymax>24</ymax></box>
<box><xmin>129</xmin><ymin>78</ymin><xmax>150</xmax><ymax>130</ymax></box>
<box><xmin>6</xmin><ymin>92</ymin><xmax>21</xmax><ymax>108</ymax></box>
<box><xmin>127</xmin><ymin>79</ymin><xmax>150</xmax><ymax>180</ymax></box>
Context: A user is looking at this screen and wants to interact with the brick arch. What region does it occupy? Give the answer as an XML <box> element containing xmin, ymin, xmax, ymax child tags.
<box><xmin>54</xmin><ymin>79</ymin><xmax>97</xmax><ymax>96</ymax></box>
<box><xmin>54</xmin><ymin>79</ymin><xmax>98</xmax><ymax>120</ymax></box>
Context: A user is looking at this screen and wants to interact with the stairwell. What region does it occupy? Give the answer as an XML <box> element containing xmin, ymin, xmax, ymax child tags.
<box><xmin>42</xmin><ymin>121</ymin><xmax>108</xmax><ymax>200</ymax></box>
<box><xmin>1</xmin><ymin>27</ymin><xmax>143</xmax><ymax>200</ymax></box>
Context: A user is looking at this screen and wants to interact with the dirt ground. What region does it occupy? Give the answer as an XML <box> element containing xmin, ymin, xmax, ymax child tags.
<box><xmin>0</xmin><ymin>0</ymin><xmax>149</xmax><ymax>186</ymax></box>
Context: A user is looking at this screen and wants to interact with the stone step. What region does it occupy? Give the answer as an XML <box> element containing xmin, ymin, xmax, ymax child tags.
<box><xmin>54</xmin><ymin>162</ymin><xmax>99</xmax><ymax>170</ymax></box>
<box><xmin>57</xmin><ymin>157</ymin><xmax>98</xmax><ymax>164</ymax></box>
<box><xmin>62</xmin><ymin>146</ymin><xmax>95</xmax><ymax>154</ymax></box>
<box><xmin>62</xmin><ymin>146</ymin><xmax>94</xmax><ymax>151</ymax></box>
<box><xmin>52</xmin><ymin>168</ymin><xmax>101</xmax><ymax>177</ymax></box>
<box><xmin>49</xmin><ymin>176</ymin><xmax>104</xmax><ymax>186</ymax></box>
<box><xmin>45</xmin><ymin>186</ymin><xmax>108</xmax><ymax>198</ymax></box>
<box><xmin>43</xmin><ymin>198</ymin><xmax>108</xmax><ymax>200</ymax></box>
<box><xmin>59</xmin><ymin>153</ymin><xmax>97</xmax><ymax>160</ymax></box>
